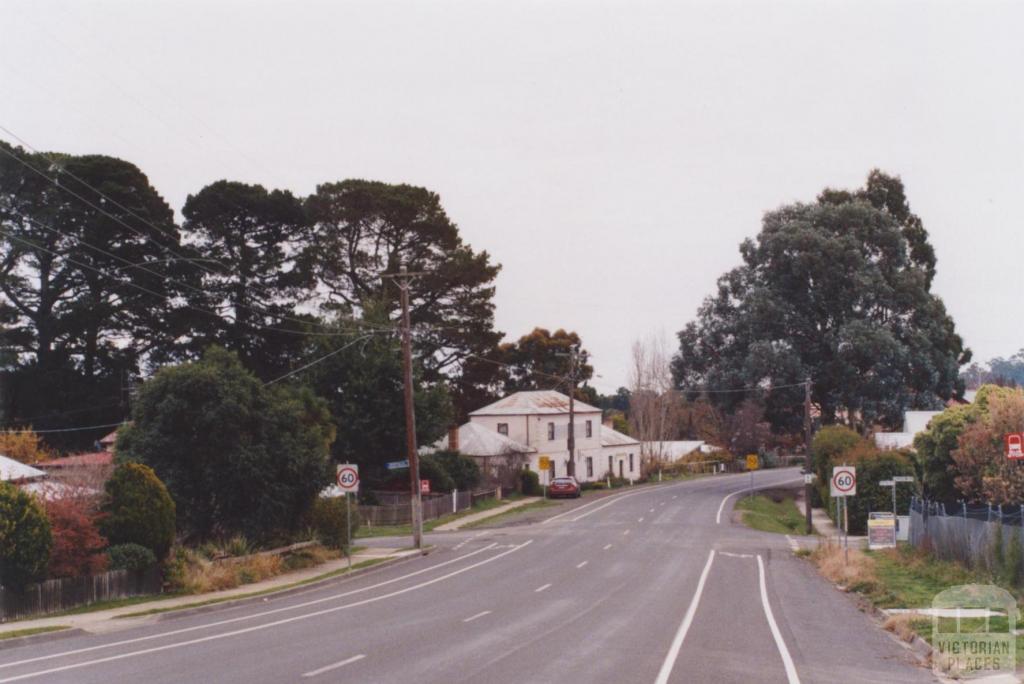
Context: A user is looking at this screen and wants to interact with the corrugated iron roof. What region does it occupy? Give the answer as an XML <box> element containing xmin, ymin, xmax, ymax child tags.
<box><xmin>600</xmin><ymin>428</ymin><xmax>640</xmax><ymax>447</ymax></box>
<box><xmin>469</xmin><ymin>390</ymin><xmax>601</xmax><ymax>416</ymax></box>
<box><xmin>424</xmin><ymin>423</ymin><xmax>536</xmax><ymax>457</ymax></box>
<box><xmin>36</xmin><ymin>452</ymin><xmax>114</xmax><ymax>469</ymax></box>
<box><xmin>0</xmin><ymin>454</ymin><xmax>46</xmax><ymax>481</ymax></box>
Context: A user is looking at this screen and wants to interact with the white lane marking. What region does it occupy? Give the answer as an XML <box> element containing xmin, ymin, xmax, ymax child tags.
<box><xmin>638</xmin><ymin>517</ymin><xmax>645</xmax><ymax>523</ymax></box>
<box><xmin>576</xmin><ymin>561</ymin><xmax>588</xmax><ymax>569</ymax></box>
<box><xmin>540</xmin><ymin>491</ymin><xmax>628</xmax><ymax>524</ymax></box>
<box><xmin>603</xmin><ymin>544</ymin><xmax>612</xmax><ymax>550</ymax></box>
<box><xmin>649</xmin><ymin>508</ymin><xmax>655</xmax><ymax>513</ymax></box>
<box><xmin>453</xmin><ymin>531</ymin><xmax>486</xmax><ymax>550</ymax></box>
<box><xmin>719</xmin><ymin>551</ymin><xmax>755</xmax><ymax>559</ymax></box>
<box><xmin>535</xmin><ymin>583</ymin><xmax>552</xmax><ymax>593</ymax></box>
<box><xmin>654</xmin><ymin>549</ymin><xmax>716</xmax><ymax>684</ymax></box>
<box><xmin>785</xmin><ymin>535</ymin><xmax>799</xmax><ymax>552</ymax></box>
<box><xmin>569</xmin><ymin>491</ymin><xmax>645</xmax><ymax>522</ymax></box>
<box><xmin>462</xmin><ymin>610</ymin><xmax>492</xmax><ymax>623</ymax></box>
<box><xmin>672</xmin><ymin>495</ymin><xmax>677</xmax><ymax>499</ymax></box>
<box><xmin>302</xmin><ymin>654</ymin><xmax>365</xmax><ymax>678</ymax></box>
<box><xmin>0</xmin><ymin>543</ymin><xmax>501</xmax><ymax>672</ymax></box>
<box><xmin>0</xmin><ymin>542</ymin><xmax>533</xmax><ymax>683</ymax></box>
<box><xmin>716</xmin><ymin>477</ymin><xmax>804</xmax><ymax>525</ymax></box>
<box><xmin>757</xmin><ymin>555</ymin><xmax>801</xmax><ymax>684</ymax></box>
<box><xmin>716</xmin><ymin>491</ymin><xmax>738</xmax><ymax>524</ymax></box>
<box><xmin>623</xmin><ymin>529</ymin><xmax>631</xmax><ymax>536</ymax></box>
<box><xmin>660</xmin><ymin>502</ymin><xmax>666</xmax><ymax>507</ymax></box>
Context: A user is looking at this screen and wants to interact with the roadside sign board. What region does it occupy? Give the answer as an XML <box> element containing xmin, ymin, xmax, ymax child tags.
<box><xmin>746</xmin><ymin>455</ymin><xmax>759</xmax><ymax>471</ymax></box>
<box><xmin>420</xmin><ymin>479</ymin><xmax>430</xmax><ymax>494</ymax></box>
<box><xmin>385</xmin><ymin>459</ymin><xmax>410</xmax><ymax>470</ymax></box>
<box><xmin>336</xmin><ymin>464</ymin><xmax>359</xmax><ymax>494</ymax></box>
<box><xmin>538</xmin><ymin>456</ymin><xmax>551</xmax><ymax>471</ymax></box>
<box><xmin>868</xmin><ymin>515</ymin><xmax>896</xmax><ymax>549</ymax></box>
<box><xmin>831</xmin><ymin>466</ymin><xmax>856</xmax><ymax>497</ymax></box>
<box><xmin>803</xmin><ymin>473</ymin><xmax>815</xmax><ymax>485</ymax></box>
<box><xmin>879</xmin><ymin>479</ymin><xmax>895</xmax><ymax>487</ymax></box>
<box><xmin>893</xmin><ymin>476</ymin><xmax>915</xmax><ymax>483</ymax></box>
<box><xmin>1007</xmin><ymin>433</ymin><xmax>1024</xmax><ymax>460</ymax></box>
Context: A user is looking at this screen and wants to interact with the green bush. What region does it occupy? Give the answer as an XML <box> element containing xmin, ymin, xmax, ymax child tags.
<box><xmin>107</xmin><ymin>543</ymin><xmax>158</xmax><ymax>572</ymax></box>
<box><xmin>519</xmin><ymin>469</ymin><xmax>542</xmax><ymax>496</ymax></box>
<box><xmin>310</xmin><ymin>496</ymin><xmax>360</xmax><ymax>549</ymax></box>
<box><xmin>431</xmin><ymin>450</ymin><xmax>481</xmax><ymax>491</ymax></box>
<box><xmin>418</xmin><ymin>456</ymin><xmax>456</xmax><ymax>493</ymax></box>
<box><xmin>100</xmin><ymin>463</ymin><xmax>176</xmax><ymax>559</ymax></box>
<box><xmin>0</xmin><ymin>482</ymin><xmax>52</xmax><ymax>589</ymax></box>
<box><xmin>837</xmin><ymin>443</ymin><xmax>916</xmax><ymax>535</ymax></box>
<box><xmin>811</xmin><ymin>425</ymin><xmax>861</xmax><ymax>484</ymax></box>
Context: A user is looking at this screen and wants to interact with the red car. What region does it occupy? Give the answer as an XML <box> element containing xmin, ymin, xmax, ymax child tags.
<box><xmin>548</xmin><ymin>476</ymin><xmax>581</xmax><ymax>498</ymax></box>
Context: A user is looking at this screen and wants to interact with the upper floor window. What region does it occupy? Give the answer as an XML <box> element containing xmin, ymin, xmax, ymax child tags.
<box><xmin>497</xmin><ymin>423</ymin><xmax>508</xmax><ymax>436</ymax></box>
<box><xmin>585</xmin><ymin>420</ymin><xmax>593</xmax><ymax>438</ymax></box>
<box><xmin>547</xmin><ymin>422</ymin><xmax>555</xmax><ymax>440</ymax></box>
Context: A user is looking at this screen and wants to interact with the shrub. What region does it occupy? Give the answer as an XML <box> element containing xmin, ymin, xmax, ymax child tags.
<box><xmin>100</xmin><ymin>463</ymin><xmax>176</xmax><ymax>559</ymax></box>
<box><xmin>108</xmin><ymin>543</ymin><xmax>157</xmax><ymax>571</ymax></box>
<box><xmin>43</xmin><ymin>497</ymin><xmax>108</xmax><ymax>578</ymax></box>
<box><xmin>519</xmin><ymin>469</ymin><xmax>541</xmax><ymax>496</ymax></box>
<box><xmin>310</xmin><ymin>496</ymin><xmax>360</xmax><ymax>549</ymax></box>
<box><xmin>811</xmin><ymin>425</ymin><xmax>860</xmax><ymax>484</ymax></box>
<box><xmin>839</xmin><ymin>443</ymin><xmax>916</xmax><ymax>535</ymax></box>
<box><xmin>0</xmin><ymin>428</ymin><xmax>55</xmax><ymax>464</ymax></box>
<box><xmin>431</xmin><ymin>450</ymin><xmax>481</xmax><ymax>491</ymax></box>
<box><xmin>418</xmin><ymin>456</ymin><xmax>455</xmax><ymax>493</ymax></box>
<box><xmin>0</xmin><ymin>482</ymin><xmax>52</xmax><ymax>589</ymax></box>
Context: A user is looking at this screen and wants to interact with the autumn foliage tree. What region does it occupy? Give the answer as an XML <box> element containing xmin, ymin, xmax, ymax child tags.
<box><xmin>43</xmin><ymin>497</ymin><xmax>108</xmax><ymax>578</ymax></box>
<box><xmin>0</xmin><ymin>428</ymin><xmax>54</xmax><ymax>464</ymax></box>
<box><xmin>951</xmin><ymin>388</ymin><xmax>1024</xmax><ymax>504</ymax></box>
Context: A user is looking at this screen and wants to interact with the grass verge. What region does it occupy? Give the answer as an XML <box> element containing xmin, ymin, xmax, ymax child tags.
<box><xmin>356</xmin><ymin>495</ymin><xmax>529</xmax><ymax>538</ymax></box>
<box><xmin>461</xmin><ymin>499</ymin><xmax>555</xmax><ymax>529</ymax></box>
<box><xmin>736</xmin><ymin>490</ymin><xmax>812</xmax><ymax>535</ymax></box>
<box><xmin>0</xmin><ymin>625</ymin><xmax>70</xmax><ymax>640</ymax></box>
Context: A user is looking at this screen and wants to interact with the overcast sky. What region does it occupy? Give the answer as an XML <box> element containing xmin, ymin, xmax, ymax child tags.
<box><xmin>3</xmin><ymin>0</ymin><xmax>1021</xmax><ymax>393</ymax></box>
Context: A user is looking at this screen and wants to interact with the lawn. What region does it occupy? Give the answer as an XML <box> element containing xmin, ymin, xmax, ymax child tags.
<box><xmin>0</xmin><ymin>625</ymin><xmax>70</xmax><ymax>640</ymax></box>
<box><xmin>736</xmin><ymin>490</ymin><xmax>811</xmax><ymax>535</ymax></box>
<box><xmin>356</xmin><ymin>494</ymin><xmax>524</xmax><ymax>538</ymax></box>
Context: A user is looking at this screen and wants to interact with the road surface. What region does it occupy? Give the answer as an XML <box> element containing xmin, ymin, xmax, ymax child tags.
<box><xmin>0</xmin><ymin>467</ymin><xmax>936</xmax><ymax>683</ymax></box>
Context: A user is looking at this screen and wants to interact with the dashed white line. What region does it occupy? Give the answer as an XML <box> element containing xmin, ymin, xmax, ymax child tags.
<box><xmin>462</xmin><ymin>610</ymin><xmax>492</xmax><ymax>623</ymax></box>
<box><xmin>672</xmin><ymin>495</ymin><xmax>678</xmax><ymax>499</ymax></box>
<box><xmin>603</xmin><ymin>544</ymin><xmax>612</xmax><ymax>550</ymax></box>
<box><xmin>576</xmin><ymin>561</ymin><xmax>588</xmax><ymax>569</ymax></box>
<box><xmin>303</xmin><ymin>654</ymin><xmax>365</xmax><ymax>678</ymax></box>
<box><xmin>660</xmin><ymin>502</ymin><xmax>666</xmax><ymax>507</ymax></box>
<box><xmin>654</xmin><ymin>550</ymin><xmax>716</xmax><ymax>684</ymax></box>
<box><xmin>758</xmin><ymin>555</ymin><xmax>801</xmax><ymax>684</ymax></box>
<box><xmin>638</xmin><ymin>517</ymin><xmax>645</xmax><ymax>523</ymax></box>
<box><xmin>535</xmin><ymin>583</ymin><xmax>552</xmax><ymax>593</ymax></box>
<box><xmin>649</xmin><ymin>508</ymin><xmax>655</xmax><ymax>513</ymax></box>
<box><xmin>785</xmin><ymin>535</ymin><xmax>799</xmax><ymax>552</ymax></box>
<box><xmin>623</xmin><ymin>529</ymin><xmax>631</xmax><ymax>536</ymax></box>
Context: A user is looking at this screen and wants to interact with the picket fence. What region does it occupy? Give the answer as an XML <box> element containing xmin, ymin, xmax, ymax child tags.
<box><xmin>1</xmin><ymin>566</ymin><xmax>162</xmax><ymax>621</ymax></box>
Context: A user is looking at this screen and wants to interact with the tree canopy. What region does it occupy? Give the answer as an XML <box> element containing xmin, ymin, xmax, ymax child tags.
<box><xmin>673</xmin><ymin>170</ymin><xmax>969</xmax><ymax>433</ymax></box>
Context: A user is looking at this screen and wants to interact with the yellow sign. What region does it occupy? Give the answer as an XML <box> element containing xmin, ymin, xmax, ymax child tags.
<box><xmin>538</xmin><ymin>456</ymin><xmax>551</xmax><ymax>470</ymax></box>
<box><xmin>746</xmin><ymin>454</ymin><xmax>759</xmax><ymax>471</ymax></box>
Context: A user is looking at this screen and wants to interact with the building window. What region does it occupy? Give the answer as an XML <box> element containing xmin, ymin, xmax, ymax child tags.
<box><xmin>586</xmin><ymin>457</ymin><xmax>593</xmax><ymax>478</ymax></box>
<box><xmin>608</xmin><ymin>455</ymin><xmax>613</xmax><ymax>475</ymax></box>
<box><xmin>619</xmin><ymin>460</ymin><xmax>624</xmax><ymax>478</ymax></box>
<box><xmin>547</xmin><ymin>422</ymin><xmax>555</xmax><ymax>440</ymax></box>
<box><xmin>629</xmin><ymin>453</ymin><xmax>634</xmax><ymax>472</ymax></box>
<box><xmin>497</xmin><ymin>423</ymin><xmax>508</xmax><ymax>436</ymax></box>
<box><xmin>586</xmin><ymin>420</ymin><xmax>592</xmax><ymax>438</ymax></box>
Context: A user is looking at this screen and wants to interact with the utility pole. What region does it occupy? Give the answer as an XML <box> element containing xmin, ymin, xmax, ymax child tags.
<box><xmin>564</xmin><ymin>344</ymin><xmax>579</xmax><ymax>478</ymax></box>
<box><xmin>384</xmin><ymin>265</ymin><xmax>427</xmax><ymax>550</ymax></box>
<box><xmin>804</xmin><ymin>376</ymin><xmax>813</xmax><ymax>535</ymax></box>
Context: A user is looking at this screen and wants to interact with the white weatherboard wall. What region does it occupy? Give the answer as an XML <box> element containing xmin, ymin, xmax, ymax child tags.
<box><xmin>469</xmin><ymin>411</ymin><xmax>604</xmax><ymax>481</ymax></box>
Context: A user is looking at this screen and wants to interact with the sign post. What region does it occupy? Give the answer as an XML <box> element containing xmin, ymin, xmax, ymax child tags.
<box><xmin>336</xmin><ymin>464</ymin><xmax>359</xmax><ymax>571</ymax></box>
<box><xmin>746</xmin><ymin>454</ymin><xmax>758</xmax><ymax>495</ymax></box>
<box><xmin>831</xmin><ymin>466</ymin><xmax>857</xmax><ymax>563</ymax></box>
<box><xmin>1006</xmin><ymin>433</ymin><xmax>1024</xmax><ymax>460</ymax></box>
<box><xmin>538</xmin><ymin>456</ymin><xmax>551</xmax><ymax>498</ymax></box>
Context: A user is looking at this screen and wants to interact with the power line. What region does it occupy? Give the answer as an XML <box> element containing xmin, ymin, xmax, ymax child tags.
<box><xmin>264</xmin><ymin>332</ymin><xmax>393</xmax><ymax>385</ymax></box>
<box><xmin>1</xmin><ymin>421</ymin><xmax>125</xmax><ymax>434</ymax></box>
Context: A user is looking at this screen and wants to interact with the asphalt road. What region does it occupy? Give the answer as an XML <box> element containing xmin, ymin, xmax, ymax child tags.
<box><xmin>0</xmin><ymin>468</ymin><xmax>938</xmax><ymax>683</ymax></box>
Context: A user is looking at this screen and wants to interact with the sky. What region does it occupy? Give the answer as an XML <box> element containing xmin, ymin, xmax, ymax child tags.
<box><xmin>2</xmin><ymin>0</ymin><xmax>1021</xmax><ymax>393</ymax></box>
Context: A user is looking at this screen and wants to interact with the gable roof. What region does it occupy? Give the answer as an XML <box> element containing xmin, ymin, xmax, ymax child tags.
<box><xmin>425</xmin><ymin>422</ymin><xmax>536</xmax><ymax>457</ymax></box>
<box><xmin>0</xmin><ymin>454</ymin><xmax>46</xmax><ymax>482</ymax></box>
<box><xmin>36</xmin><ymin>452</ymin><xmax>114</xmax><ymax>469</ymax></box>
<box><xmin>469</xmin><ymin>390</ymin><xmax>601</xmax><ymax>417</ymax></box>
<box><xmin>601</xmin><ymin>428</ymin><xmax>640</xmax><ymax>448</ymax></box>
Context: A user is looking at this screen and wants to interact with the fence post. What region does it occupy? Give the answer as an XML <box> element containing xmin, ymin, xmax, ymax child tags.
<box><xmin>988</xmin><ymin>504</ymin><xmax>993</xmax><ymax>522</ymax></box>
<box><xmin>963</xmin><ymin>502</ymin><xmax>967</xmax><ymax>519</ymax></box>
<box><xmin>452</xmin><ymin>489</ymin><xmax>457</xmax><ymax>514</ymax></box>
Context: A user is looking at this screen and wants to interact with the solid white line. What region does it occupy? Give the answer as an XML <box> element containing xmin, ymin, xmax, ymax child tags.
<box><xmin>0</xmin><ymin>543</ymin><xmax>501</xmax><ymax>672</ymax></box>
<box><xmin>302</xmin><ymin>654</ymin><xmax>365</xmax><ymax>678</ymax></box>
<box><xmin>570</xmin><ymin>491</ymin><xmax>645</xmax><ymax>522</ymax></box>
<box><xmin>716</xmin><ymin>490</ymin><xmax>738</xmax><ymax>524</ymax></box>
<box><xmin>603</xmin><ymin>544</ymin><xmax>612</xmax><ymax>550</ymax></box>
<box><xmin>0</xmin><ymin>544</ymin><xmax>501</xmax><ymax>672</ymax></box>
<box><xmin>534</xmin><ymin>583</ymin><xmax>551</xmax><ymax>593</ymax></box>
<box><xmin>757</xmin><ymin>555</ymin><xmax>801</xmax><ymax>684</ymax></box>
<box><xmin>716</xmin><ymin>476</ymin><xmax>804</xmax><ymax>525</ymax></box>
<box><xmin>576</xmin><ymin>561</ymin><xmax>588</xmax><ymax>569</ymax></box>
<box><xmin>0</xmin><ymin>541</ymin><xmax>533</xmax><ymax>683</ymax></box>
<box><xmin>654</xmin><ymin>549</ymin><xmax>716</xmax><ymax>684</ymax></box>
<box><xmin>462</xmin><ymin>610</ymin><xmax>492</xmax><ymax>623</ymax></box>
<box><xmin>540</xmin><ymin>492</ymin><xmax>623</xmax><ymax>524</ymax></box>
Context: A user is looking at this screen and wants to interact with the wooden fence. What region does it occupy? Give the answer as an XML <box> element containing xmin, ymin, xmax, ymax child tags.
<box><xmin>1</xmin><ymin>566</ymin><xmax>162</xmax><ymax>621</ymax></box>
<box><xmin>359</xmin><ymin>488</ymin><xmax>499</xmax><ymax>528</ymax></box>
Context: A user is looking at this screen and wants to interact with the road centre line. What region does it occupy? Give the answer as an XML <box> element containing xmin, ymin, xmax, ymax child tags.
<box><xmin>649</xmin><ymin>508</ymin><xmax>655</xmax><ymax>513</ymax></box>
<box><xmin>569</xmin><ymin>491</ymin><xmax>646</xmax><ymax>522</ymax></box>
<box><xmin>540</xmin><ymin>491</ymin><xmax>629</xmax><ymax>524</ymax></box>
<box><xmin>654</xmin><ymin>549</ymin><xmax>716</xmax><ymax>684</ymax></box>
<box><xmin>0</xmin><ymin>542</ymin><xmax>533</xmax><ymax>683</ymax></box>
<box><xmin>623</xmin><ymin>529</ymin><xmax>630</xmax><ymax>536</ymax></box>
<box><xmin>302</xmin><ymin>654</ymin><xmax>365</xmax><ymax>678</ymax></box>
<box><xmin>462</xmin><ymin>611</ymin><xmax>492</xmax><ymax>623</ymax></box>
<box><xmin>603</xmin><ymin>544</ymin><xmax>612</xmax><ymax>550</ymax></box>
<box><xmin>0</xmin><ymin>543</ymin><xmax>502</xmax><ymax>672</ymax></box>
<box><xmin>638</xmin><ymin>517</ymin><xmax>644</xmax><ymax>522</ymax></box>
<box><xmin>534</xmin><ymin>583</ymin><xmax>551</xmax><ymax>593</ymax></box>
<box><xmin>757</xmin><ymin>555</ymin><xmax>801</xmax><ymax>684</ymax></box>
<box><xmin>576</xmin><ymin>561</ymin><xmax>588</xmax><ymax>569</ymax></box>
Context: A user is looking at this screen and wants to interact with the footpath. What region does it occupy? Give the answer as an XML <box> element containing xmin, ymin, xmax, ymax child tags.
<box><xmin>1</xmin><ymin>546</ymin><xmax>419</xmax><ymax>639</ymax></box>
<box><xmin>794</xmin><ymin>489</ymin><xmax>867</xmax><ymax>545</ymax></box>
<box><xmin>433</xmin><ymin>496</ymin><xmax>541</xmax><ymax>531</ymax></box>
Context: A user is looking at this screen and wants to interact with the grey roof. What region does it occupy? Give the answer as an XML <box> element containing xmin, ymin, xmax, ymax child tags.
<box><xmin>645</xmin><ymin>441</ymin><xmax>705</xmax><ymax>460</ymax></box>
<box><xmin>425</xmin><ymin>422</ymin><xmax>536</xmax><ymax>457</ymax></box>
<box><xmin>0</xmin><ymin>454</ymin><xmax>46</xmax><ymax>481</ymax></box>
<box><xmin>874</xmin><ymin>432</ymin><xmax>916</xmax><ymax>450</ymax></box>
<box><xmin>469</xmin><ymin>390</ymin><xmax>601</xmax><ymax>417</ymax></box>
<box><xmin>601</xmin><ymin>428</ymin><xmax>640</xmax><ymax>448</ymax></box>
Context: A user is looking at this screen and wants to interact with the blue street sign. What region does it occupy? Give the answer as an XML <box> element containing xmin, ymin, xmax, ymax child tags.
<box><xmin>386</xmin><ymin>459</ymin><xmax>410</xmax><ymax>470</ymax></box>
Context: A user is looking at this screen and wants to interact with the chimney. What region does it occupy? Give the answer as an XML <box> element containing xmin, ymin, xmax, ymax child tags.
<box><xmin>448</xmin><ymin>425</ymin><xmax>460</xmax><ymax>451</ymax></box>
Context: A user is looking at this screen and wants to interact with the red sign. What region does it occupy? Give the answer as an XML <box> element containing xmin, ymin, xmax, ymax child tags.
<box><xmin>420</xmin><ymin>479</ymin><xmax>431</xmax><ymax>494</ymax></box>
<box><xmin>1007</xmin><ymin>433</ymin><xmax>1024</xmax><ymax>460</ymax></box>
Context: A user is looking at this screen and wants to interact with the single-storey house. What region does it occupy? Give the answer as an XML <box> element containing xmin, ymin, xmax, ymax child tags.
<box><xmin>423</xmin><ymin>422</ymin><xmax>536</xmax><ymax>488</ymax></box>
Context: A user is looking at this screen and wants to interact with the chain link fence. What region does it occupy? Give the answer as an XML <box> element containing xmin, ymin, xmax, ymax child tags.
<box><xmin>910</xmin><ymin>497</ymin><xmax>1024</xmax><ymax>573</ymax></box>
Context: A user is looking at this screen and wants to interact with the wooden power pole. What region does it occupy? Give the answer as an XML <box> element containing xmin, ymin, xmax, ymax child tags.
<box><xmin>564</xmin><ymin>344</ymin><xmax>579</xmax><ymax>478</ymax></box>
<box><xmin>804</xmin><ymin>376</ymin><xmax>813</xmax><ymax>535</ymax></box>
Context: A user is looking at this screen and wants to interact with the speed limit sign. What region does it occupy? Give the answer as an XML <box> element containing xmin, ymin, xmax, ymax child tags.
<box><xmin>831</xmin><ymin>466</ymin><xmax>856</xmax><ymax>497</ymax></box>
<box><xmin>336</xmin><ymin>464</ymin><xmax>359</xmax><ymax>494</ymax></box>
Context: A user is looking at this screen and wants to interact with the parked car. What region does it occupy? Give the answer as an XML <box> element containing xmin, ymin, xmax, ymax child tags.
<box><xmin>548</xmin><ymin>476</ymin><xmax>581</xmax><ymax>498</ymax></box>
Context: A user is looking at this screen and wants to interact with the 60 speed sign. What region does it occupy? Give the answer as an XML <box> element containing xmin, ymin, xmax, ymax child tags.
<box><xmin>336</xmin><ymin>464</ymin><xmax>359</xmax><ymax>494</ymax></box>
<box><xmin>831</xmin><ymin>466</ymin><xmax>856</xmax><ymax>497</ymax></box>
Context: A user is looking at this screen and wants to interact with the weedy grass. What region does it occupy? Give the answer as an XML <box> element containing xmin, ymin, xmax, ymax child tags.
<box><xmin>0</xmin><ymin>625</ymin><xmax>70</xmax><ymax>640</ymax></box>
<box><xmin>736</xmin><ymin>491</ymin><xmax>813</xmax><ymax>536</ymax></box>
